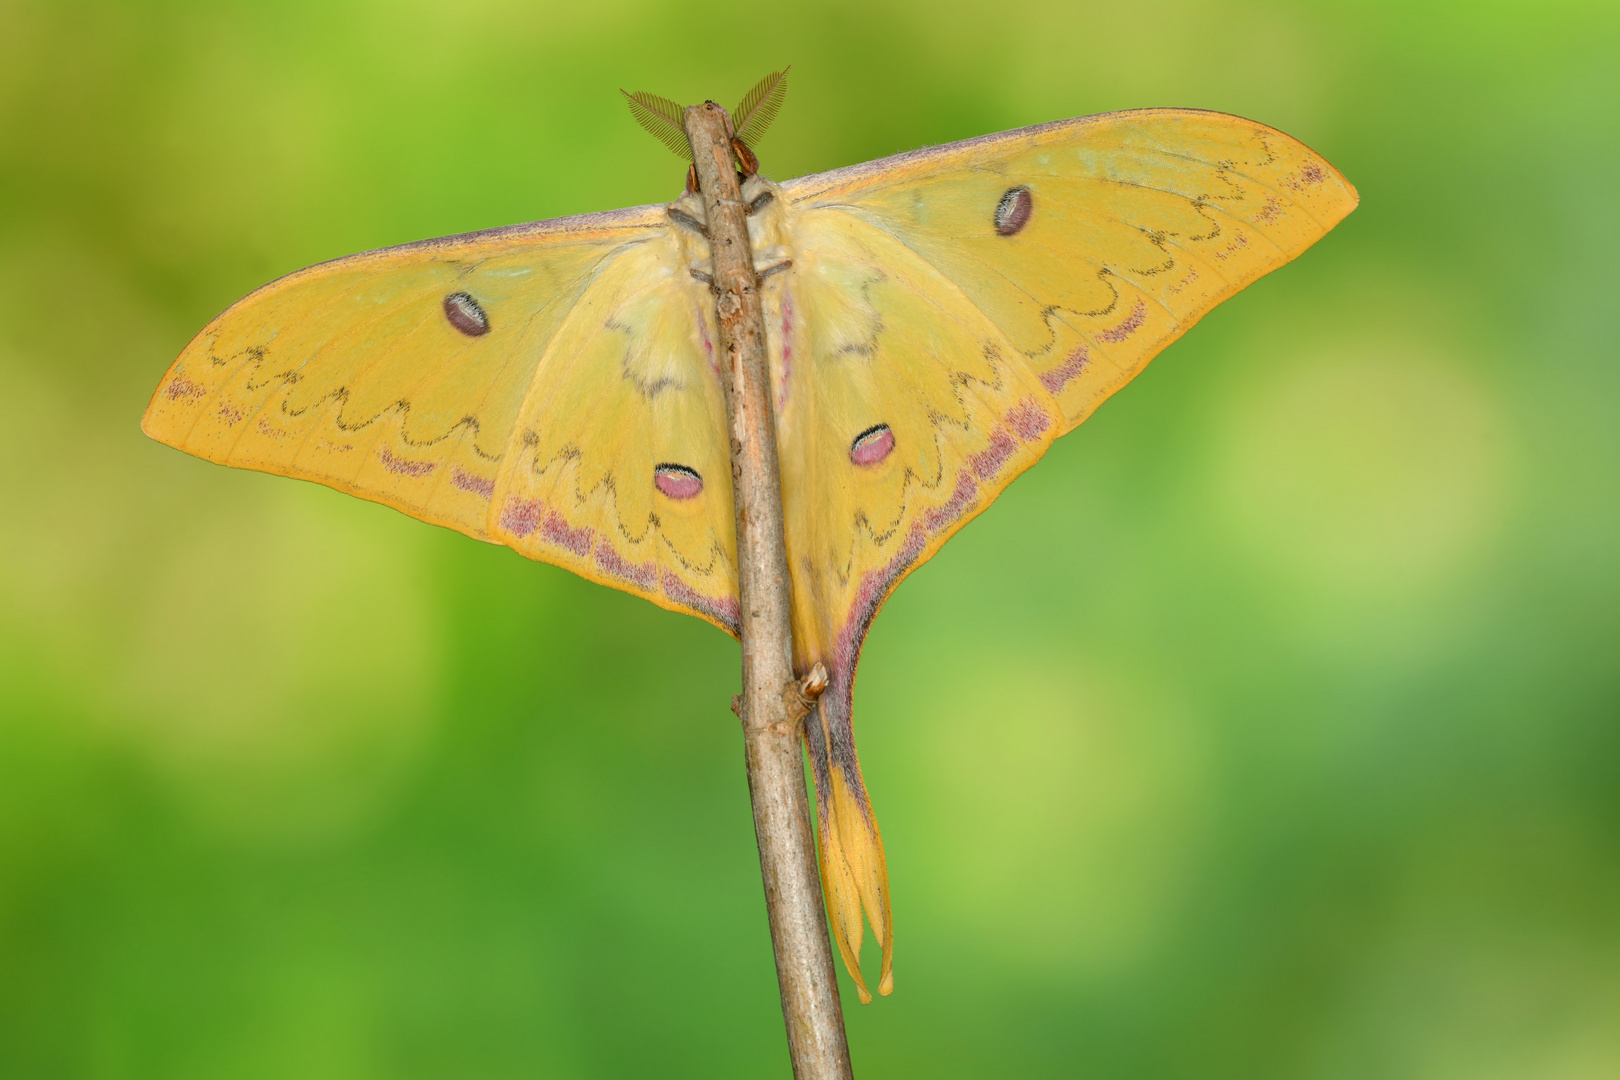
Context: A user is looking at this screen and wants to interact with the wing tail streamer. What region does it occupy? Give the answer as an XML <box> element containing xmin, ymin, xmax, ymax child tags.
<box><xmin>805</xmin><ymin>694</ymin><xmax>894</xmax><ymax>1003</ymax></box>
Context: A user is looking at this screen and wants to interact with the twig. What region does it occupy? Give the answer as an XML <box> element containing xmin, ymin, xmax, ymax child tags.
<box><xmin>683</xmin><ymin>102</ymin><xmax>855</xmax><ymax>1080</ymax></box>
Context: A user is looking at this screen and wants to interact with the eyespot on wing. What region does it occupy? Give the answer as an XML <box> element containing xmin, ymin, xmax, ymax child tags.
<box><xmin>442</xmin><ymin>292</ymin><xmax>490</xmax><ymax>336</ymax></box>
<box><xmin>849</xmin><ymin>424</ymin><xmax>895</xmax><ymax>466</ymax></box>
<box><xmin>993</xmin><ymin>186</ymin><xmax>1032</xmax><ymax>236</ymax></box>
<box><xmin>654</xmin><ymin>463</ymin><xmax>704</xmax><ymax>499</ymax></box>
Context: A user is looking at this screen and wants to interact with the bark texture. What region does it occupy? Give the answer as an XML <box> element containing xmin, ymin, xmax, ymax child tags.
<box><xmin>683</xmin><ymin>101</ymin><xmax>854</xmax><ymax>1080</ymax></box>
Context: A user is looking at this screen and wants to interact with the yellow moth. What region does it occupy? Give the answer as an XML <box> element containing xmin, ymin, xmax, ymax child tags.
<box><xmin>143</xmin><ymin>76</ymin><xmax>1356</xmax><ymax>1003</ymax></box>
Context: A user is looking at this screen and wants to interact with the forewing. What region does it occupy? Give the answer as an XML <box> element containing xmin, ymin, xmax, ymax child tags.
<box><xmin>144</xmin><ymin>209</ymin><xmax>667</xmax><ymax>543</ymax></box>
<box><xmin>784</xmin><ymin>108</ymin><xmax>1358</xmax><ymax>432</ymax></box>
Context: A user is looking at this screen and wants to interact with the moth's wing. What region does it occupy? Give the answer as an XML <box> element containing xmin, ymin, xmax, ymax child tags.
<box><xmin>784</xmin><ymin>107</ymin><xmax>1359</xmax><ymax>432</ymax></box>
<box><xmin>765</xmin><ymin>197</ymin><xmax>1063</xmax><ymax>1002</ymax></box>
<box><xmin>767</xmin><ymin>110</ymin><xmax>1355</xmax><ymax>997</ymax></box>
<box><xmin>143</xmin><ymin>207</ymin><xmax>739</xmax><ymax>632</ymax></box>
<box><xmin>487</xmin><ymin>235</ymin><xmax>740</xmax><ymax>632</ymax></box>
<box><xmin>144</xmin><ymin>209</ymin><xmax>663</xmax><ymax>542</ymax></box>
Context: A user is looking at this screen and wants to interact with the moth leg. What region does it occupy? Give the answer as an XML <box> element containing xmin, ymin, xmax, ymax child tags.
<box><xmin>731</xmin><ymin>137</ymin><xmax>760</xmax><ymax>178</ymax></box>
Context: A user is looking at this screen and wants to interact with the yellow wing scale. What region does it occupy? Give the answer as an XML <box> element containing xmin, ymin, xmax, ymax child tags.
<box><xmin>142</xmin><ymin>108</ymin><xmax>1356</xmax><ymax>1003</ymax></box>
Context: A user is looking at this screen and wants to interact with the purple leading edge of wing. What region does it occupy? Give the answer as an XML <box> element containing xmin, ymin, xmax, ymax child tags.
<box><xmin>189</xmin><ymin>202</ymin><xmax>671</xmax><ymax>331</ymax></box>
<box><xmin>779</xmin><ymin>107</ymin><xmax>1339</xmax><ymax>201</ymax></box>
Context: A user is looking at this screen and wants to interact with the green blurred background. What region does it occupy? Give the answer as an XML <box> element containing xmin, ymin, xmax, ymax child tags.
<box><xmin>2</xmin><ymin>1</ymin><xmax>1617</xmax><ymax>1076</ymax></box>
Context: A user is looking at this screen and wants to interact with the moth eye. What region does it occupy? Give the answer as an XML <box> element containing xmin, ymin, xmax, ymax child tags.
<box><xmin>994</xmin><ymin>186</ymin><xmax>1033</xmax><ymax>236</ymax></box>
<box><xmin>654</xmin><ymin>463</ymin><xmax>704</xmax><ymax>499</ymax></box>
<box><xmin>849</xmin><ymin>424</ymin><xmax>895</xmax><ymax>466</ymax></box>
<box><xmin>442</xmin><ymin>292</ymin><xmax>490</xmax><ymax>337</ymax></box>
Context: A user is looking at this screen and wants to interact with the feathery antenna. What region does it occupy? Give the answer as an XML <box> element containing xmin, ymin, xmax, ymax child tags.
<box><xmin>733</xmin><ymin>67</ymin><xmax>789</xmax><ymax>148</ymax></box>
<box><xmin>623</xmin><ymin>70</ymin><xmax>789</xmax><ymax>168</ymax></box>
<box><xmin>621</xmin><ymin>90</ymin><xmax>693</xmax><ymax>160</ymax></box>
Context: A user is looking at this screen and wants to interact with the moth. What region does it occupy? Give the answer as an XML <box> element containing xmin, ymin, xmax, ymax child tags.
<box><xmin>143</xmin><ymin>71</ymin><xmax>1357</xmax><ymax>1002</ymax></box>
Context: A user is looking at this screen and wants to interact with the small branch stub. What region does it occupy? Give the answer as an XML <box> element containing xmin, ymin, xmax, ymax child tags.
<box><xmin>734</xmin><ymin>661</ymin><xmax>825</xmax><ymax>728</ymax></box>
<box><xmin>785</xmin><ymin>663</ymin><xmax>830</xmax><ymax>724</ymax></box>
